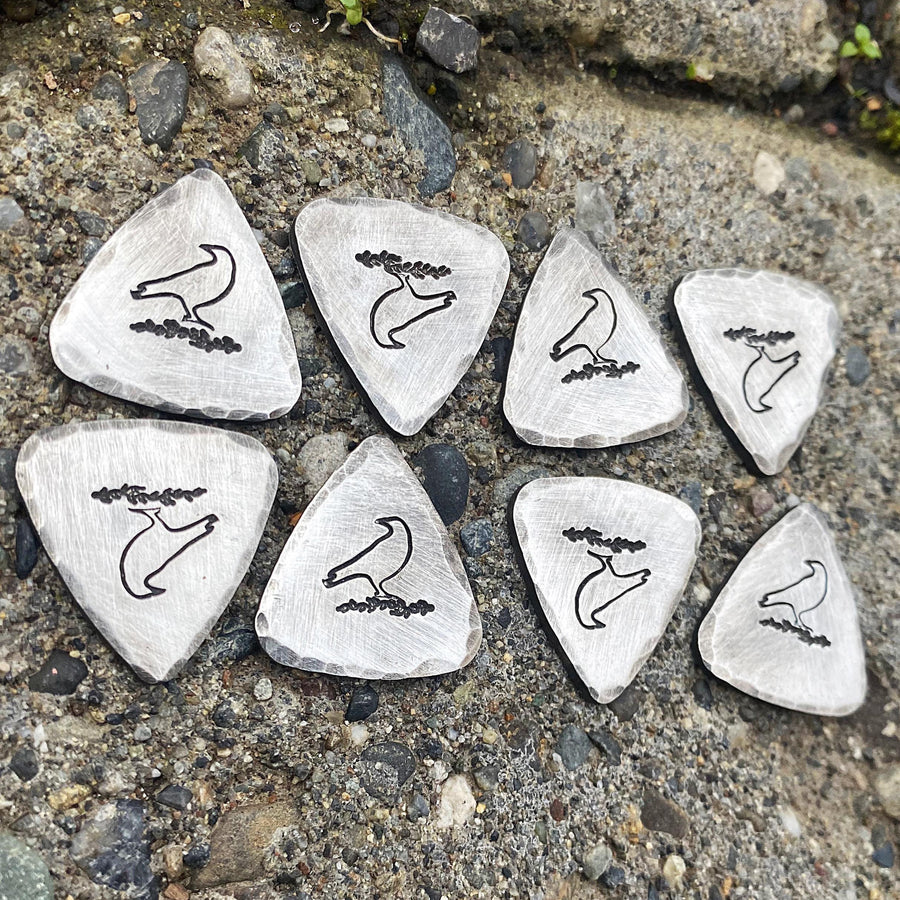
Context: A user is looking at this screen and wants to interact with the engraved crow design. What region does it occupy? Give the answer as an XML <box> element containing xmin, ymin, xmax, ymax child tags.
<box><xmin>574</xmin><ymin>551</ymin><xmax>651</xmax><ymax>629</ymax></box>
<box><xmin>119</xmin><ymin>507</ymin><xmax>219</xmax><ymax>600</ymax></box>
<box><xmin>758</xmin><ymin>559</ymin><xmax>828</xmax><ymax>632</ymax></box>
<box><xmin>130</xmin><ymin>243</ymin><xmax>236</xmax><ymax>331</ymax></box>
<box><xmin>549</xmin><ymin>288</ymin><xmax>618</xmax><ymax>364</ymax></box>
<box><xmin>323</xmin><ymin>515</ymin><xmax>413</xmax><ymax>601</ymax></box>
<box><xmin>741</xmin><ymin>344</ymin><xmax>801</xmax><ymax>413</ymax></box>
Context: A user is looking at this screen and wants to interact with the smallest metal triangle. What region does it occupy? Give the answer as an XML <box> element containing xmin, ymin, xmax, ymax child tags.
<box><xmin>512</xmin><ymin>477</ymin><xmax>700</xmax><ymax>703</ymax></box>
<box><xmin>504</xmin><ymin>228</ymin><xmax>688</xmax><ymax>448</ymax></box>
<box><xmin>256</xmin><ymin>435</ymin><xmax>481</xmax><ymax>679</ymax></box>
<box><xmin>674</xmin><ymin>268</ymin><xmax>838</xmax><ymax>474</ymax></box>
<box><xmin>698</xmin><ymin>503</ymin><xmax>866</xmax><ymax>716</ymax></box>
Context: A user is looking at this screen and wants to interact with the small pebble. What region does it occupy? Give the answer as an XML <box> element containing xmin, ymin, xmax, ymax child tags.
<box><xmin>345</xmin><ymin>684</ymin><xmax>379</xmax><ymax>722</ymax></box>
<box><xmin>873</xmin><ymin>841</ymin><xmax>894</xmax><ymax>868</ymax></box>
<box><xmin>10</xmin><ymin>745</ymin><xmax>40</xmax><ymax>781</ymax></box>
<box><xmin>752</xmin><ymin>150</ymin><xmax>785</xmax><ymax>194</ymax></box>
<box><xmin>133</xmin><ymin>724</ymin><xmax>152</xmax><ymax>742</ymax></box>
<box><xmin>641</xmin><ymin>788</ymin><xmax>689</xmax><ymax>838</ymax></box>
<box><xmin>28</xmin><ymin>649</ymin><xmax>87</xmax><ymax>694</ymax></box>
<box><xmin>582</xmin><ymin>842</ymin><xmax>612</xmax><ymax>880</ymax></box>
<box><xmin>415</xmin><ymin>6</ymin><xmax>480</xmax><ymax>74</ymax></box>
<box><xmin>517</xmin><ymin>211</ymin><xmax>551</xmax><ymax>250</ymax></box>
<box><xmin>433</xmin><ymin>774</ymin><xmax>476</xmax><ymax>828</ymax></box>
<box><xmin>0</xmin><ymin>196</ymin><xmax>24</xmax><ymax>230</ymax></box>
<box><xmin>575</xmin><ymin>181</ymin><xmax>616</xmax><ymax>245</ymax></box>
<box><xmin>253</xmin><ymin>677</ymin><xmax>273</xmax><ymax>701</ymax></box>
<box><xmin>501</xmin><ymin>138</ymin><xmax>537</xmax><ymax>189</ymax></box>
<box><xmin>15</xmin><ymin>515</ymin><xmax>39</xmax><ymax>577</ymax></box>
<box><xmin>844</xmin><ymin>344</ymin><xmax>871</xmax><ymax>386</ymax></box>
<box><xmin>156</xmin><ymin>785</ymin><xmax>193</xmax><ymax>811</ymax></box>
<box><xmin>556</xmin><ymin>723</ymin><xmax>593</xmax><ymax>771</ymax></box>
<box><xmin>414</xmin><ymin>443</ymin><xmax>469</xmax><ymax>525</ymax></box>
<box><xmin>749</xmin><ymin>486</ymin><xmax>774</xmax><ymax>517</ymax></box>
<box><xmin>460</xmin><ymin>518</ymin><xmax>493</xmax><ymax>557</ymax></box>
<box><xmin>662</xmin><ymin>854</ymin><xmax>686</xmax><ymax>889</ymax></box>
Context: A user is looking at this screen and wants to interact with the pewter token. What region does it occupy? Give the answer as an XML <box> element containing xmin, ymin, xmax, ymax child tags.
<box><xmin>504</xmin><ymin>229</ymin><xmax>688</xmax><ymax>448</ymax></box>
<box><xmin>256</xmin><ymin>435</ymin><xmax>481</xmax><ymax>679</ymax></box>
<box><xmin>16</xmin><ymin>420</ymin><xmax>278</xmax><ymax>682</ymax></box>
<box><xmin>50</xmin><ymin>169</ymin><xmax>302</xmax><ymax>420</ymax></box>
<box><xmin>512</xmin><ymin>477</ymin><xmax>701</xmax><ymax>703</ymax></box>
<box><xmin>292</xmin><ymin>197</ymin><xmax>509</xmax><ymax>435</ymax></box>
<box><xmin>697</xmin><ymin>503</ymin><xmax>866</xmax><ymax>716</ymax></box>
<box><xmin>674</xmin><ymin>268</ymin><xmax>838</xmax><ymax>474</ymax></box>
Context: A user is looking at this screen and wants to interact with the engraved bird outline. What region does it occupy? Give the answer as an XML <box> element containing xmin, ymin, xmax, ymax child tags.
<box><xmin>130</xmin><ymin>243</ymin><xmax>236</xmax><ymax>331</ymax></box>
<box><xmin>119</xmin><ymin>506</ymin><xmax>219</xmax><ymax>600</ymax></box>
<box><xmin>758</xmin><ymin>559</ymin><xmax>828</xmax><ymax>632</ymax></box>
<box><xmin>741</xmin><ymin>343</ymin><xmax>801</xmax><ymax>413</ymax></box>
<box><xmin>574</xmin><ymin>550</ymin><xmax>652</xmax><ymax>630</ymax></box>
<box><xmin>322</xmin><ymin>515</ymin><xmax>413</xmax><ymax>603</ymax></box>
<box><xmin>549</xmin><ymin>287</ymin><xmax>618</xmax><ymax>365</ymax></box>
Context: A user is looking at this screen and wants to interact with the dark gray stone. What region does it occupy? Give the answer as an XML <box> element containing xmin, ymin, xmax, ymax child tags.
<box><xmin>600</xmin><ymin>866</ymin><xmax>626</xmax><ymax>887</ymax></box>
<box><xmin>0</xmin><ymin>336</ymin><xmax>33</xmax><ymax>375</ymax></box>
<box><xmin>0</xmin><ymin>447</ymin><xmax>19</xmax><ymax>496</ymax></box>
<box><xmin>359</xmin><ymin>741</ymin><xmax>416</xmax><ymax>801</ymax></box>
<box><xmin>75</xmin><ymin>210</ymin><xmax>108</xmax><ymax>237</ymax></box>
<box><xmin>692</xmin><ymin>677</ymin><xmax>714</xmax><ymax>710</ymax></box>
<box><xmin>415</xmin><ymin>6</ymin><xmax>480</xmax><ymax>74</ymax></box>
<box><xmin>345</xmin><ymin>684</ymin><xmax>379</xmax><ymax>722</ymax></box>
<box><xmin>845</xmin><ymin>344</ymin><xmax>871</xmax><ymax>386</ymax></box>
<box><xmin>873</xmin><ymin>841</ymin><xmax>894</xmax><ymax>868</ymax></box>
<box><xmin>211</xmin><ymin>701</ymin><xmax>236</xmax><ymax>728</ymax></box>
<box><xmin>205</xmin><ymin>618</ymin><xmax>259</xmax><ymax>664</ymax></box>
<box><xmin>407</xmin><ymin>792</ymin><xmax>430</xmax><ymax>822</ymax></box>
<box><xmin>28</xmin><ymin>650</ymin><xmax>87</xmax><ymax>695</ymax></box>
<box><xmin>501</xmin><ymin>138</ymin><xmax>537</xmax><ymax>188</ymax></box>
<box><xmin>9</xmin><ymin>745</ymin><xmax>39</xmax><ymax>781</ymax></box>
<box><xmin>413</xmin><ymin>443</ymin><xmax>469</xmax><ymax>525</ymax></box>
<box><xmin>0</xmin><ymin>833</ymin><xmax>53</xmax><ymax>900</ymax></box>
<box><xmin>641</xmin><ymin>788</ymin><xmax>689</xmax><ymax>838</ymax></box>
<box><xmin>183</xmin><ymin>843</ymin><xmax>210</xmax><ymax>868</ymax></box>
<box><xmin>382</xmin><ymin>55</ymin><xmax>456</xmax><ymax>196</ymax></box>
<box><xmin>70</xmin><ymin>800</ymin><xmax>157</xmax><ymax>899</ymax></box>
<box><xmin>128</xmin><ymin>59</ymin><xmax>189</xmax><ymax>151</ymax></box>
<box><xmin>82</xmin><ymin>237</ymin><xmax>104</xmax><ymax>264</ymax></box>
<box><xmin>280</xmin><ymin>280</ymin><xmax>308</xmax><ymax>310</ymax></box>
<box><xmin>517</xmin><ymin>211</ymin><xmax>551</xmax><ymax>250</ymax></box>
<box><xmin>556</xmin><ymin>723</ymin><xmax>593</xmax><ymax>770</ymax></box>
<box><xmin>474</xmin><ymin>766</ymin><xmax>499</xmax><ymax>791</ymax></box>
<box><xmin>239</xmin><ymin>121</ymin><xmax>284</xmax><ymax>171</ymax></box>
<box><xmin>607</xmin><ymin>683</ymin><xmax>641</xmax><ymax>721</ymax></box>
<box><xmin>678</xmin><ymin>481</ymin><xmax>702</xmax><ymax>515</ymax></box>
<box><xmin>155</xmin><ymin>784</ymin><xmax>193</xmax><ymax>810</ymax></box>
<box><xmin>460</xmin><ymin>518</ymin><xmax>493</xmax><ymax>557</ymax></box>
<box><xmin>491</xmin><ymin>336</ymin><xmax>512</xmax><ymax>382</ymax></box>
<box><xmin>15</xmin><ymin>516</ymin><xmax>39</xmax><ymax>578</ymax></box>
<box><xmin>92</xmin><ymin>72</ymin><xmax>128</xmax><ymax>111</ymax></box>
<box><xmin>589</xmin><ymin>728</ymin><xmax>621</xmax><ymax>765</ymax></box>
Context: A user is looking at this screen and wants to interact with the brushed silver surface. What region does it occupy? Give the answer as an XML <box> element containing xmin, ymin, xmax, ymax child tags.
<box><xmin>16</xmin><ymin>419</ymin><xmax>278</xmax><ymax>682</ymax></box>
<box><xmin>504</xmin><ymin>229</ymin><xmax>688</xmax><ymax>448</ymax></box>
<box><xmin>698</xmin><ymin>503</ymin><xmax>866</xmax><ymax>716</ymax></box>
<box><xmin>674</xmin><ymin>268</ymin><xmax>838</xmax><ymax>474</ymax></box>
<box><xmin>256</xmin><ymin>435</ymin><xmax>482</xmax><ymax>679</ymax></box>
<box><xmin>50</xmin><ymin>169</ymin><xmax>302</xmax><ymax>420</ymax></box>
<box><xmin>292</xmin><ymin>197</ymin><xmax>509</xmax><ymax>435</ymax></box>
<box><xmin>512</xmin><ymin>477</ymin><xmax>701</xmax><ymax>703</ymax></box>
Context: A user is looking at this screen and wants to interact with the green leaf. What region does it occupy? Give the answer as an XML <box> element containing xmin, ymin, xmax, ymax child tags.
<box><xmin>346</xmin><ymin>7</ymin><xmax>363</xmax><ymax>24</ymax></box>
<box><xmin>686</xmin><ymin>63</ymin><xmax>697</xmax><ymax>80</ymax></box>
<box><xmin>854</xmin><ymin>23</ymin><xmax>871</xmax><ymax>43</ymax></box>
<box><xmin>839</xmin><ymin>40</ymin><xmax>859</xmax><ymax>57</ymax></box>
<box><xmin>861</xmin><ymin>40</ymin><xmax>882</xmax><ymax>60</ymax></box>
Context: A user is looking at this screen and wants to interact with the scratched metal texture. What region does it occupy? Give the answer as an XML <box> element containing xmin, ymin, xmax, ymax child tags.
<box><xmin>16</xmin><ymin>419</ymin><xmax>278</xmax><ymax>682</ymax></box>
<box><xmin>504</xmin><ymin>228</ymin><xmax>688</xmax><ymax>448</ymax></box>
<box><xmin>256</xmin><ymin>435</ymin><xmax>482</xmax><ymax>679</ymax></box>
<box><xmin>49</xmin><ymin>169</ymin><xmax>302</xmax><ymax>420</ymax></box>
<box><xmin>292</xmin><ymin>197</ymin><xmax>509</xmax><ymax>435</ymax></box>
<box><xmin>674</xmin><ymin>268</ymin><xmax>838</xmax><ymax>474</ymax></box>
<box><xmin>698</xmin><ymin>503</ymin><xmax>866</xmax><ymax>716</ymax></box>
<box><xmin>513</xmin><ymin>476</ymin><xmax>701</xmax><ymax>703</ymax></box>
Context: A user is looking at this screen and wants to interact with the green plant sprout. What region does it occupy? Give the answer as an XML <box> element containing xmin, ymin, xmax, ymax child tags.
<box><xmin>319</xmin><ymin>0</ymin><xmax>402</xmax><ymax>51</ymax></box>
<box><xmin>840</xmin><ymin>23</ymin><xmax>882</xmax><ymax>61</ymax></box>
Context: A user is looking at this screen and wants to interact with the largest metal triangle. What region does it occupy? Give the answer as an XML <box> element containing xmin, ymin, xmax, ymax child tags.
<box><xmin>256</xmin><ymin>435</ymin><xmax>482</xmax><ymax>679</ymax></box>
<box><xmin>698</xmin><ymin>503</ymin><xmax>866</xmax><ymax>716</ymax></box>
<box><xmin>16</xmin><ymin>420</ymin><xmax>278</xmax><ymax>682</ymax></box>
<box><xmin>50</xmin><ymin>170</ymin><xmax>302</xmax><ymax>420</ymax></box>
<box><xmin>292</xmin><ymin>197</ymin><xmax>509</xmax><ymax>435</ymax></box>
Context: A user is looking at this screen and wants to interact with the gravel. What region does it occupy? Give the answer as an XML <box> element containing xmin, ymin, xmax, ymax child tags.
<box><xmin>641</xmin><ymin>788</ymin><xmax>690</xmax><ymax>838</ymax></box>
<box><xmin>501</xmin><ymin>137</ymin><xmax>538</xmax><ymax>189</ymax></box>
<box><xmin>413</xmin><ymin>443</ymin><xmax>470</xmax><ymax>525</ymax></box>
<box><xmin>91</xmin><ymin>72</ymin><xmax>127</xmax><ymax>111</ymax></box>
<box><xmin>0</xmin><ymin>196</ymin><xmax>24</xmax><ymax>230</ymax></box>
<box><xmin>193</xmin><ymin>25</ymin><xmax>254</xmax><ymax>109</ymax></box>
<box><xmin>844</xmin><ymin>344</ymin><xmax>871</xmax><ymax>385</ymax></box>
<box><xmin>582</xmin><ymin>841</ymin><xmax>613</xmax><ymax>880</ymax></box>
<box><xmin>416</xmin><ymin>6</ymin><xmax>481</xmax><ymax>74</ymax></box>
<box><xmin>14</xmin><ymin>515</ymin><xmax>38</xmax><ymax>577</ymax></box>
<box><xmin>460</xmin><ymin>517</ymin><xmax>493</xmax><ymax>556</ymax></box>
<box><xmin>27</xmin><ymin>649</ymin><xmax>87</xmax><ymax>694</ymax></box>
<box><xmin>127</xmin><ymin>58</ymin><xmax>189</xmax><ymax>151</ymax></box>
<box><xmin>345</xmin><ymin>683</ymin><xmax>379</xmax><ymax>721</ymax></box>
<box><xmin>556</xmin><ymin>723</ymin><xmax>593</xmax><ymax>771</ymax></box>
<box><xmin>517</xmin><ymin>211</ymin><xmax>551</xmax><ymax>250</ymax></box>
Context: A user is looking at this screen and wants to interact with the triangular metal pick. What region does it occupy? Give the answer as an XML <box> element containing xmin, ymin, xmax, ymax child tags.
<box><xmin>16</xmin><ymin>420</ymin><xmax>278</xmax><ymax>682</ymax></box>
<box><xmin>256</xmin><ymin>435</ymin><xmax>481</xmax><ymax>679</ymax></box>
<box><xmin>504</xmin><ymin>229</ymin><xmax>688</xmax><ymax>448</ymax></box>
<box><xmin>698</xmin><ymin>503</ymin><xmax>866</xmax><ymax>716</ymax></box>
<box><xmin>512</xmin><ymin>477</ymin><xmax>700</xmax><ymax>703</ymax></box>
<box><xmin>50</xmin><ymin>170</ymin><xmax>301</xmax><ymax>420</ymax></box>
<box><xmin>292</xmin><ymin>197</ymin><xmax>509</xmax><ymax>435</ymax></box>
<box><xmin>674</xmin><ymin>268</ymin><xmax>838</xmax><ymax>474</ymax></box>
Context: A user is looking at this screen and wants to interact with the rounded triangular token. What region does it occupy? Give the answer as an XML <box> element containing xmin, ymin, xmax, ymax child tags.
<box><xmin>256</xmin><ymin>435</ymin><xmax>481</xmax><ymax>679</ymax></box>
<box><xmin>698</xmin><ymin>503</ymin><xmax>866</xmax><ymax>716</ymax></box>
<box><xmin>50</xmin><ymin>170</ymin><xmax>301</xmax><ymax>420</ymax></box>
<box><xmin>674</xmin><ymin>269</ymin><xmax>838</xmax><ymax>474</ymax></box>
<box><xmin>512</xmin><ymin>477</ymin><xmax>700</xmax><ymax>702</ymax></box>
<box><xmin>16</xmin><ymin>420</ymin><xmax>278</xmax><ymax>682</ymax></box>
<box><xmin>292</xmin><ymin>197</ymin><xmax>509</xmax><ymax>435</ymax></box>
<box><xmin>504</xmin><ymin>229</ymin><xmax>688</xmax><ymax>448</ymax></box>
